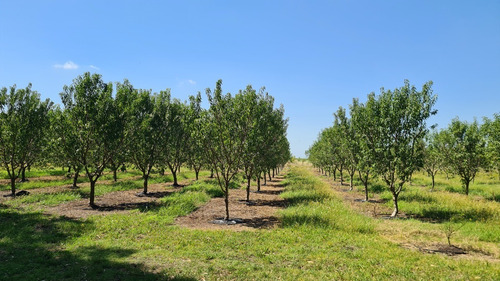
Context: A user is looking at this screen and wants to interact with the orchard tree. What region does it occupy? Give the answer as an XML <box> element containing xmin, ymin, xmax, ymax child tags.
<box><xmin>0</xmin><ymin>84</ymin><xmax>52</xmax><ymax>196</ymax></box>
<box><xmin>123</xmin><ymin>83</ymin><xmax>169</xmax><ymax>194</ymax></box>
<box><xmin>163</xmin><ymin>97</ymin><xmax>190</xmax><ymax>187</ymax></box>
<box><xmin>441</xmin><ymin>118</ymin><xmax>486</xmax><ymax>195</ymax></box>
<box><xmin>60</xmin><ymin>72</ymin><xmax>125</xmax><ymax>207</ymax></box>
<box><xmin>483</xmin><ymin>113</ymin><xmax>500</xmax><ymax>180</ymax></box>
<box><xmin>424</xmin><ymin>130</ymin><xmax>445</xmax><ymax>191</ymax></box>
<box><xmin>52</xmin><ymin>106</ymin><xmax>83</xmax><ymax>188</ymax></box>
<box><xmin>361</xmin><ymin>80</ymin><xmax>437</xmax><ymax>217</ymax></box>
<box><xmin>350</xmin><ymin>98</ymin><xmax>374</xmax><ymax>201</ymax></box>
<box><xmin>203</xmin><ymin>80</ymin><xmax>252</xmax><ymax>220</ymax></box>
<box><xmin>185</xmin><ymin>93</ymin><xmax>206</xmax><ymax>181</ymax></box>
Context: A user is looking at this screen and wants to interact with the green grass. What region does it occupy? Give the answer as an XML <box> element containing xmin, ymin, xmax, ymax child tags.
<box><xmin>1</xmin><ymin>163</ymin><xmax>499</xmax><ymax>280</ymax></box>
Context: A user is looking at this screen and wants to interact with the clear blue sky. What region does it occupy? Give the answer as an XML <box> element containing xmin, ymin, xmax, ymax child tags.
<box><xmin>1</xmin><ymin>1</ymin><xmax>499</xmax><ymax>158</ymax></box>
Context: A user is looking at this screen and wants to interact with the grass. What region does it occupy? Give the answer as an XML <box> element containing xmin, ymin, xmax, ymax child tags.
<box><xmin>1</xmin><ymin>163</ymin><xmax>499</xmax><ymax>280</ymax></box>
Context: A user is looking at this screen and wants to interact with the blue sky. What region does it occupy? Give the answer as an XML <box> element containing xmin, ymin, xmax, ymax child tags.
<box><xmin>1</xmin><ymin>1</ymin><xmax>499</xmax><ymax>157</ymax></box>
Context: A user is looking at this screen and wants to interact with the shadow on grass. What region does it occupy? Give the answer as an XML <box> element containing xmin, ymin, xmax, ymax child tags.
<box><xmin>0</xmin><ymin>209</ymin><xmax>195</xmax><ymax>281</ymax></box>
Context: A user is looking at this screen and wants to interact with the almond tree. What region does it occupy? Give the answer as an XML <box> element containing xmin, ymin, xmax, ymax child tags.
<box><xmin>0</xmin><ymin>84</ymin><xmax>52</xmax><ymax>196</ymax></box>
<box><xmin>361</xmin><ymin>80</ymin><xmax>437</xmax><ymax>217</ymax></box>
<box><xmin>203</xmin><ymin>80</ymin><xmax>252</xmax><ymax>220</ymax></box>
<box><xmin>60</xmin><ymin>72</ymin><xmax>124</xmax><ymax>207</ymax></box>
<box><xmin>483</xmin><ymin>114</ymin><xmax>500</xmax><ymax>180</ymax></box>
<box><xmin>441</xmin><ymin>118</ymin><xmax>486</xmax><ymax>195</ymax></box>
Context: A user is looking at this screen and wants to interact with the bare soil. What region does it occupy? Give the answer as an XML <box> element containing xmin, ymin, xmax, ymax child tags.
<box><xmin>175</xmin><ymin>174</ymin><xmax>287</xmax><ymax>231</ymax></box>
<box><xmin>43</xmin><ymin>183</ymin><xmax>181</xmax><ymax>219</ymax></box>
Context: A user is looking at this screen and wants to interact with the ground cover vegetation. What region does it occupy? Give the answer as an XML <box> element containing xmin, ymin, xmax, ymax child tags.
<box><xmin>1</xmin><ymin>162</ymin><xmax>498</xmax><ymax>280</ymax></box>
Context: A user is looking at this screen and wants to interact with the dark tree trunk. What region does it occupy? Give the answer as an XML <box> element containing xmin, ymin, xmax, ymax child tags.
<box><xmin>159</xmin><ymin>168</ymin><xmax>165</xmax><ymax>176</ymax></box>
<box><xmin>272</xmin><ymin>169</ymin><xmax>275</xmax><ymax>178</ymax></box>
<box><xmin>349</xmin><ymin>171</ymin><xmax>355</xmax><ymax>191</ymax></box>
<box><xmin>257</xmin><ymin>174</ymin><xmax>261</xmax><ymax>192</ymax></box>
<box><xmin>210</xmin><ymin>169</ymin><xmax>214</xmax><ymax>178</ymax></box>
<box><xmin>333</xmin><ymin>168</ymin><xmax>337</xmax><ymax>181</ymax></box>
<box><xmin>224</xmin><ymin>184</ymin><xmax>230</xmax><ymax>220</ymax></box>
<box><xmin>195</xmin><ymin>168</ymin><xmax>199</xmax><ymax>181</ymax></box>
<box><xmin>10</xmin><ymin>177</ymin><xmax>16</xmax><ymax>197</ymax></box>
<box><xmin>246</xmin><ymin>176</ymin><xmax>251</xmax><ymax>201</ymax></box>
<box><xmin>464</xmin><ymin>179</ymin><xmax>470</xmax><ymax>196</ymax></box>
<box><xmin>113</xmin><ymin>169</ymin><xmax>118</xmax><ymax>182</ymax></box>
<box><xmin>364</xmin><ymin>182</ymin><xmax>369</xmax><ymax>201</ymax></box>
<box><xmin>21</xmin><ymin>166</ymin><xmax>28</xmax><ymax>182</ymax></box>
<box><xmin>340</xmin><ymin>167</ymin><xmax>344</xmax><ymax>185</ymax></box>
<box><xmin>268</xmin><ymin>170</ymin><xmax>272</xmax><ymax>181</ymax></box>
<box><xmin>263</xmin><ymin>173</ymin><xmax>267</xmax><ymax>186</ymax></box>
<box><xmin>72</xmin><ymin>169</ymin><xmax>79</xmax><ymax>188</ymax></box>
<box><xmin>89</xmin><ymin>180</ymin><xmax>96</xmax><ymax>208</ymax></box>
<box><xmin>143</xmin><ymin>174</ymin><xmax>149</xmax><ymax>194</ymax></box>
<box><xmin>171</xmin><ymin>168</ymin><xmax>179</xmax><ymax>187</ymax></box>
<box><xmin>431</xmin><ymin>173</ymin><xmax>435</xmax><ymax>191</ymax></box>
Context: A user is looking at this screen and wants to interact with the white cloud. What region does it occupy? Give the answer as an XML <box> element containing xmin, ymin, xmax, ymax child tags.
<box><xmin>187</xmin><ymin>79</ymin><xmax>196</xmax><ymax>85</ymax></box>
<box><xmin>54</xmin><ymin>61</ymin><xmax>79</xmax><ymax>70</ymax></box>
<box><xmin>89</xmin><ymin>65</ymin><xmax>100</xmax><ymax>70</ymax></box>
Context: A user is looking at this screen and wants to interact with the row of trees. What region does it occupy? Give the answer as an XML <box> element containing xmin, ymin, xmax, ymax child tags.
<box><xmin>424</xmin><ymin>114</ymin><xmax>500</xmax><ymax>194</ymax></box>
<box><xmin>308</xmin><ymin>80</ymin><xmax>500</xmax><ymax>217</ymax></box>
<box><xmin>307</xmin><ymin>80</ymin><xmax>437</xmax><ymax>217</ymax></box>
<box><xmin>1</xmin><ymin>73</ymin><xmax>290</xmax><ymax>220</ymax></box>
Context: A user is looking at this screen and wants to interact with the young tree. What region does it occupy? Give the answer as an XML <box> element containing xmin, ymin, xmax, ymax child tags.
<box><xmin>441</xmin><ymin>118</ymin><xmax>486</xmax><ymax>195</ymax></box>
<box><xmin>483</xmin><ymin>114</ymin><xmax>500</xmax><ymax>180</ymax></box>
<box><xmin>0</xmin><ymin>84</ymin><xmax>53</xmax><ymax>196</ymax></box>
<box><xmin>350</xmin><ymin>98</ymin><xmax>373</xmax><ymax>201</ymax></box>
<box><xmin>52</xmin><ymin>106</ymin><xmax>83</xmax><ymax>188</ymax></box>
<box><xmin>185</xmin><ymin>93</ymin><xmax>206</xmax><ymax>181</ymax></box>
<box><xmin>424</xmin><ymin>130</ymin><xmax>445</xmax><ymax>191</ymax></box>
<box><xmin>60</xmin><ymin>72</ymin><xmax>124</xmax><ymax>207</ymax></box>
<box><xmin>203</xmin><ymin>80</ymin><xmax>252</xmax><ymax>220</ymax></box>
<box><xmin>360</xmin><ymin>80</ymin><xmax>437</xmax><ymax>217</ymax></box>
<box><xmin>162</xmin><ymin>97</ymin><xmax>190</xmax><ymax>187</ymax></box>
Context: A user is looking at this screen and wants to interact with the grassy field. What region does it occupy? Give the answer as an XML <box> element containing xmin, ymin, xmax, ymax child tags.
<box><xmin>1</xmin><ymin>163</ymin><xmax>499</xmax><ymax>280</ymax></box>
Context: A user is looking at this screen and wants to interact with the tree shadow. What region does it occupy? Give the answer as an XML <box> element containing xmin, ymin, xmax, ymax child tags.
<box><xmin>241</xmin><ymin>216</ymin><xmax>280</xmax><ymax>229</ymax></box>
<box><xmin>0</xmin><ymin>209</ymin><xmax>196</xmax><ymax>280</ymax></box>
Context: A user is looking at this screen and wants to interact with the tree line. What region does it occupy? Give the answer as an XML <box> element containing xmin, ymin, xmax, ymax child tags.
<box><xmin>0</xmin><ymin>72</ymin><xmax>290</xmax><ymax>220</ymax></box>
<box><xmin>307</xmin><ymin>80</ymin><xmax>500</xmax><ymax>217</ymax></box>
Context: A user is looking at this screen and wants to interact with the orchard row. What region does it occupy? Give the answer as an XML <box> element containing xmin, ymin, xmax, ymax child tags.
<box><xmin>0</xmin><ymin>73</ymin><xmax>290</xmax><ymax>219</ymax></box>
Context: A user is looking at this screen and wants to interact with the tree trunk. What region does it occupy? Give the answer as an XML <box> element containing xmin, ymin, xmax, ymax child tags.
<box><xmin>195</xmin><ymin>169</ymin><xmax>199</xmax><ymax>181</ymax></box>
<box><xmin>333</xmin><ymin>168</ymin><xmax>337</xmax><ymax>181</ymax></box>
<box><xmin>72</xmin><ymin>169</ymin><xmax>79</xmax><ymax>188</ymax></box>
<box><xmin>113</xmin><ymin>169</ymin><xmax>118</xmax><ymax>182</ymax></box>
<box><xmin>268</xmin><ymin>170</ymin><xmax>272</xmax><ymax>181</ymax></box>
<box><xmin>169</xmin><ymin>166</ymin><xmax>179</xmax><ymax>187</ymax></box>
<box><xmin>10</xmin><ymin>177</ymin><xmax>16</xmax><ymax>197</ymax></box>
<box><xmin>263</xmin><ymin>173</ymin><xmax>267</xmax><ymax>186</ymax></box>
<box><xmin>89</xmin><ymin>180</ymin><xmax>96</xmax><ymax>208</ymax></box>
<box><xmin>272</xmin><ymin>169</ymin><xmax>275</xmax><ymax>178</ymax></box>
<box><xmin>431</xmin><ymin>174</ymin><xmax>435</xmax><ymax>191</ymax></box>
<box><xmin>390</xmin><ymin>193</ymin><xmax>399</xmax><ymax>217</ymax></box>
<box><xmin>210</xmin><ymin>169</ymin><xmax>214</xmax><ymax>178</ymax></box>
<box><xmin>364</xmin><ymin>182</ymin><xmax>369</xmax><ymax>202</ymax></box>
<box><xmin>224</xmin><ymin>184</ymin><xmax>230</xmax><ymax>220</ymax></box>
<box><xmin>143</xmin><ymin>174</ymin><xmax>149</xmax><ymax>194</ymax></box>
<box><xmin>464</xmin><ymin>180</ymin><xmax>470</xmax><ymax>196</ymax></box>
<box><xmin>257</xmin><ymin>175</ymin><xmax>261</xmax><ymax>192</ymax></box>
<box><xmin>349</xmin><ymin>171</ymin><xmax>354</xmax><ymax>191</ymax></box>
<box><xmin>21</xmin><ymin>166</ymin><xmax>27</xmax><ymax>182</ymax></box>
<box><xmin>340</xmin><ymin>168</ymin><xmax>344</xmax><ymax>185</ymax></box>
<box><xmin>246</xmin><ymin>176</ymin><xmax>251</xmax><ymax>201</ymax></box>
<box><xmin>159</xmin><ymin>168</ymin><xmax>164</xmax><ymax>176</ymax></box>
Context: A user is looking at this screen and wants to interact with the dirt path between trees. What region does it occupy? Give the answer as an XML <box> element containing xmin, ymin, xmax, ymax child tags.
<box><xmin>175</xmin><ymin>173</ymin><xmax>287</xmax><ymax>231</ymax></box>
